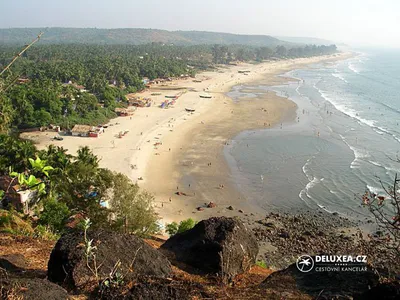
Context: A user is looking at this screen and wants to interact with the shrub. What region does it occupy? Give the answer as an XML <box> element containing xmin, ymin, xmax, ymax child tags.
<box><xmin>39</xmin><ymin>198</ymin><xmax>71</xmax><ymax>233</ymax></box>
<box><xmin>0</xmin><ymin>208</ymin><xmax>34</xmax><ymax>235</ymax></box>
<box><xmin>0</xmin><ymin>212</ymin><xmax>12</xmax><ymax>228</ymax></box>
<box><xmin>165</xmin><ymin>218</ymin><xmax>197</xmax><ymax>236</ymax></box>
<box><xmin>108</xmin><ymin>172</ymin><xmax>159</xmax><ymax>237</ymax></box>
<box><xmin>256</xmin><ymin>260</ymin><xmax>267</xmax><ymax>269</ymax></box>
<box><xmin>33</xmin><ymin>224</ymin><xmax>60</xmax><ymax>240</ymax></box>
<box><xmin>165</xmin><ymin>222</ymin><xmax>179</xmax><ymax>236</ymax></box>
<box><xmin>177</xmin><ymin>218</ymin><xmax>196</xmax><ymax>233</ymax></box>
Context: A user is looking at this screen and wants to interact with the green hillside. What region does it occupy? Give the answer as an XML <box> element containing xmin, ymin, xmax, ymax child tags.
<box><xmin>0</xmin><ymin>27</ymin><xmax>291</xmax><ymax>47</ymax></box>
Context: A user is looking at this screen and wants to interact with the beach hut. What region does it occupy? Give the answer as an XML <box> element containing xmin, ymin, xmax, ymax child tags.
<box><xmin>71</xmin><ymin>125</ymin><xmax>93</xmax><ymax>137</ymax></box>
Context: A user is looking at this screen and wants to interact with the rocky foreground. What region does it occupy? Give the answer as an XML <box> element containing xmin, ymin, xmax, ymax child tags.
<box><xmin>250</xmin><ymin>211</ymin><xmax>399</xmax><ymax>274</ymax></box>
<box><xmin>0</xmin><ymin>216</ymin><xmax>399</xmax><ymax>299</ymax></box>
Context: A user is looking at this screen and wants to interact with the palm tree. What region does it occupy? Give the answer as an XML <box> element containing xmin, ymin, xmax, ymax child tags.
<box><xmin>77</xmin><ymin>146</ymin><xmax>99</xmax><ymax>167</ymax></box>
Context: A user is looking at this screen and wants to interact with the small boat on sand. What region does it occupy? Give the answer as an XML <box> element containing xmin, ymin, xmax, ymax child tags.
<box><xmin>185</xmin><ymin>108</ymin><xmax>195</xmax><ymax>112</ymax></box>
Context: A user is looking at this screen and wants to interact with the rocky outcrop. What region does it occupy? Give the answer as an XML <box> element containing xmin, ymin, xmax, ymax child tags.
<box><xmin>358</xmin><ymin>281</ymin><xmax>400</xmax><ymax>300</ymax></box>
<box><xmin>260</xmin><ymin>261</ymin><xmax>380</xmax><ymax>299</ymax></box>
<box><xmin>0</xmin><ymin>255</ymin><xmax>46</xmax><ymax>279</ymax></box>
<box><xmin>161</xmin><ymin>216</ymin><xmax>258</xmax><ymax>280</ymax></box>
<box><xmin>0</xmin><ymin>278</ymin><xmax>69</xmax><ymax>300</ymax></box>
<box><xmin>96</xmin><ymin>276</ymin><xmax>210</xmax><ymax>300</ymax></box>
<box><xmin>47</xmin><ymin>230</ymin><xmax>172</xmax><ymax>291</ymax></box>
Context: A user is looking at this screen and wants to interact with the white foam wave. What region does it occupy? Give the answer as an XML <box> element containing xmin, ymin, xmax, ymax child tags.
<box><xmin>302</xmin><ymin>158</ymin><xmax>313</xmax><ymax>179</ymax></box>
<box><xmin>368</xmin><ymin>160</ymin><xmax>383</xmax><ymax>167</ymax></box>
<box><xmin>299</xmin><ymin>176</ymin><xmax>322</xmax><ymax>203</ymax></box>
<box><xmin>318</xmin><ymin>86</ymin><xmax>400</xmax><ymax>145</ymax></box>
<box><xmin>339</xmin><ymin>134</ymin><xmax>369</xmax><ymax>169</ymax></box>
<box><xmin>367</xmin><ymin>185</ymin><xmax>385</xmax><ymax>196</ymax></box>
<box><xmin>318</xmin><ymin>89</ymin><xmax>376</xmax><ymax>128</ymax></box>
<box><xmin>373</xmin><ymin>128</ymin><xmax>385</xmax><ymax>135</ymax></box>
<box><xmin>348</xmin><ymin>62</ymin><xmax>360</xmax><ymax>74</ymax></box>
<box><xmin>306</xmin><ymin>177</ymin><xmax>321</xmax><ymax>192</ymax></box>
<box><xmin>332</xmin><ymin>73</ymin><xmax>348</xmax><ymax>83</ymax></box>
<box><xmin>317</xmin><ymin>204</ymin><xmax>335</xmax><ymax>214</ymax></box>
<box><xmin>376</xmin><ymin>126</ymin><xmax>400</xmax><ymax>143</ymax></box>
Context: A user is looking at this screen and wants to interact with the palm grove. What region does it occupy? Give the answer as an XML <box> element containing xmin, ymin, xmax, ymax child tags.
<box><xmin>0</xmin><ymin>41</ymin><xmax>337</xmax><ymax>237</ymax></box>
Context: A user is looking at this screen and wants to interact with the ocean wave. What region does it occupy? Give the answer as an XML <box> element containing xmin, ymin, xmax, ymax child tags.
<box><xmin>316</xmin><ymin>87</ymin><xmax>400</xmax><ymax>146</ymax></box>
<box><xmin>302</xmin><ymin>158</ymin><xmax>313</xmax><ymax>181</ymax></box>
<box><xmin>305</xmin><ymin>177</ymin><xmax>322</xmax><ymax>199</ymax></box>
<box><xmin>367</xmin><ymin>185</ymin><xmax>385</xmax><ymax>195</ymax></box>
<box><xmin>368</xmin><ymin>160</ymin><xmax>383</xmax><ymax>167</ymax></box>
<box><xmin>332</xmin><ymin>73</ymin><xmax>348</xmax><ymax>83</ymax></box>
<box><xmin>379</xmin><ymin>102</ymin><xmax>400</xmax><ymax>115</ymax></box>
<box><xmin>318</xmin><ymin>89</ymin><xmax>376</xmax><ymax>128</ymax></box>
<box><xmin>339</xmin><ymin>134</ymin><xmax>369</xmax><ymax>169</ymax></box>
<box><xmin>348</xmin><ymin>62</ymin><xmax>360</xmax><ymax>74</ymax></box>
<box><xmin>317</xmin><ymin>204</ymin><xmax>335</xmax><ymax>214</ymax></box>
<box><xmin>376</xmin><ymin>126</ymin><xmax>400</xmax><ymax>143</ymax></box>
<box><xmin>318</xmin><ymin>85</ymin><xmax>400</xmax><ymax>144</ymax></box>
<box><xmin>373</xmin><ymin>128</ymin><xmax>385</xmax><ymax>135</ymax></box>
<box><xmin>299</xmin><ymin>176</ymin><xmax>323</xmax><ymax>204</ymax></box>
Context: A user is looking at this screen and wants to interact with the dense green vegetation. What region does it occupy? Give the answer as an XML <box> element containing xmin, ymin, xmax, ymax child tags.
<box><xmin>0</xmin><ymin>135</ymin><xmax>159</xmax><ymax>237</ymax></box>
<box><xmin>0</xmin><ymin>28</ymin><xmax>291</xmax><ymax>47</ymax></box>
<box><xmin>0</xmin><ymin>42</ymin><xmax>336</xmax><ymax>132</ymax></box>
<box><xmin>165</xmin><ymin>218</ymin><xmax>197</xmax><ymax>236</ymax></box>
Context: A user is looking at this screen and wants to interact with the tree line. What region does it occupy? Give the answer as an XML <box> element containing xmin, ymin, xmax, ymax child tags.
<box><xmin>0</xmin><ymin>43</ymin><xmax>337</xmax><ymax>132</ymax></box>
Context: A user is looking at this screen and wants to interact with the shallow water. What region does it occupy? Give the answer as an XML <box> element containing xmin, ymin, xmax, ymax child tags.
<box><xmin>225</xmin><ymin>49</ymin><xmax>400</xmax><ymax>225</ymax></box>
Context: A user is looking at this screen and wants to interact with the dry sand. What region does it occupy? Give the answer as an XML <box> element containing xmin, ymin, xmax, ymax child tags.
<box><xmin>23</xmin><ymin>52</ymin><xmax>353</xmax><ymax>228</ymax></box>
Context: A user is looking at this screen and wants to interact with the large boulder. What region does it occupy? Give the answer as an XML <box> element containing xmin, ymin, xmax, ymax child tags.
<box><xmin>0</xmin><ymin>278</ymin><xmax>69</xmax><ymax>300</ymax></box>
<box><xmin>47</xmin><ymin>230</ymin><xmax>172</xmax><ymax>291</ymax></box>
<box><xmin>161</xmin><ymin>216</ymin><xmax>258</xmax><ymax>280</ymax></box>
<box><xmin>96</xmin><ymin>276</ymin><xmax>210</xmax><ymax>300</ymax></box>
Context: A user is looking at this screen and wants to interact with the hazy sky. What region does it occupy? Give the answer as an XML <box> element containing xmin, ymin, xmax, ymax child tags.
<box><xmin>1</xmin><ymin>0</ymin><xmax>399</xmax><ymax>47</ymax></box>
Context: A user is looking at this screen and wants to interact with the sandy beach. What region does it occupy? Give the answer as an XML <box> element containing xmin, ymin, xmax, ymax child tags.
<box><xmin>23</xmin><ymin>52</ymin><xmax>352</xmax><ymax>227</ymax></box>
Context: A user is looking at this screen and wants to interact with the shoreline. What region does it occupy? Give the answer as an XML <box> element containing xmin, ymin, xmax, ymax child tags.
<box><xmin>142</xmin><ymin>52</ymin><xmax>354</xmax><ymax>226</ymax></box>
<box><xmin>21</xmin><ymin>52</ymin><xmax>354</xmax><ymax>227</ymax></box>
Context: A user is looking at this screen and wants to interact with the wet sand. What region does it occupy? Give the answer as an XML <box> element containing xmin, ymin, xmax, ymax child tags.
<box><xmin>143</xmin><ymin>53</ymin><xmax>354</xmax><ymax>226</ymax></box>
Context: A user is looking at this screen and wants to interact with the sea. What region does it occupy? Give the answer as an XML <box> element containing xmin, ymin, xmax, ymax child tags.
<box><xmin>225</xmin><ymin>49</ymin><xmax>400</xmax><ymax>225</ymax></box>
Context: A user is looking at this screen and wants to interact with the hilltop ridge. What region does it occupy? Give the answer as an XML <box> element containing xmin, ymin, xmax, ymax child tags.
<box><xmin>0</xmin><ymin>27</ymin><xmax>298</xmax><ymax>46</ymax></box>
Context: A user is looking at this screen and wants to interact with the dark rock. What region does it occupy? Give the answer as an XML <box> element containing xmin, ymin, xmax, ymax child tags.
<box><xmin>0</xmin><ymin>256</ymin><xmax>46</xmax><ymax>279</ymax></box>
<box><xmin>161</xmin><ymin>217</ymin><xmax>258</xmax><ymax>280</ymax></box>
<box><xmin>227</xmin><ymin>205</ymin><xmax>234</xmax><ymax>210</ymax></box>
<box><xmin>96</xmin><ymin>276</ymin><xmax>210</xmax><ymax>300</ymax></box>
<box><xmin>0</xmin><ymin>253</ymin><xmax>28</xmax><ymax>269</ymax></box>
<box><xmin>207</xmin><ymin>202</ymin><xmax>216</xmax><ymax>208</ymax></box>
<box><xmin>47</xmin><ymin>230</ymin><xmax>172</xmax><ymax>291</ymax></box>
<box><xmin>357</xmin><ymin>281</ymin><xmax>400</xmax><ymax>300</ymax></box>
<box><xmin>238</xmin><ymin>209</ymin><xmax>244</xmax><ymax>213</ymax></box>
<box><xmin>260</xmin><ymin>261</ymin><xmax>379</xmax><ymax>299</ymax></box>
<box><xmin>0</xmin><ymin>278</ymin><xmax>69</xmax><ymax>300</ymax></box>
<box><xmin>278</xmin><ymin>231</ymin><xmax>290</xmax><ymax>239</ymax></box>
